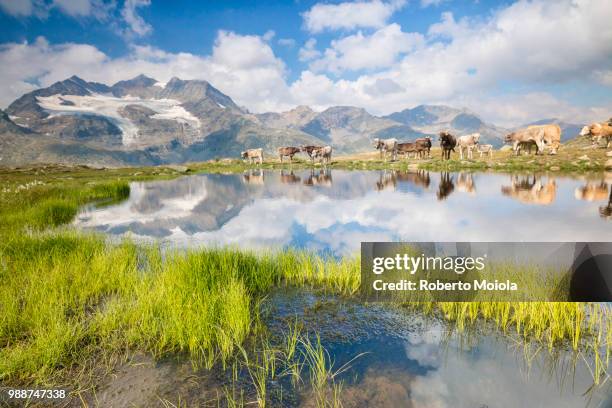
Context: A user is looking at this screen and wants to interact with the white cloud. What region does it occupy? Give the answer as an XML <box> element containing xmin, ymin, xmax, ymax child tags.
<box><xmin>53</xmin><ymin>0</ymin><xmax>92</xmax><ymax>16</ymax></box>
<box><xmin>1</xmin><ymin>0</ymin><xmax>611</xmax><ymax>126</ymax></box>
<box><xmin>0</xmin><ymin>0</ymin><xmax>34</xmax><ymax>16</ymax></box>
<box><xmin>298</xmin><ymin>38</ymin><xmax>321</xmax><ymax>62</ymax></box>
<box><xmin>302</xmin><ymin>0</ymin><xmax>407</xmax><ymax>33</ymax></box>
<box><xmin>262</xmin><ymin>30</ymin><xmax>275</xmax><ymax>41</ymax></box>
<box><xmin>120</xmin><ymin>0</ymin><xmax>152</xmax><ymax>38</ymax></box>
<box><xmin>309</xmin><ymin>24</ymin><xmax>424</xmax><ymax>73</ymax></box>
<box><xmin>420</xmin><ymin>0</ymin><xmax>447</xmax><ymax>7</ymax></box>
<box><xmin>278</xmin><ymin>38</ymin><xmax>296</xmax><ymax>48</ymax></box>
<box><xmin>0</xmin><ymin>32</ymin><xmax>293</xmax><ymax>113</ymax></box>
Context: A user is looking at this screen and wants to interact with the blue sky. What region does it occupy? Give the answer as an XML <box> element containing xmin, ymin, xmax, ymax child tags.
<box><xmin>0</xmin><ymin>0</ymin><xmax>610</xmax><ymax>126</ymax></box>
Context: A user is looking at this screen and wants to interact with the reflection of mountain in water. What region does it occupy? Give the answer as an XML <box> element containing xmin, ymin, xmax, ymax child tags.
<box><xmin>75</xmin><ymin>170</ymin><xmax>612</xmax><ymax>255</ymax></box>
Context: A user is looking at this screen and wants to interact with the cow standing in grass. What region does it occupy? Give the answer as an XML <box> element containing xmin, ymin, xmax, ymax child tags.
<box><xmin>477</xmin><ymin>144</ymin><xmax>493</xmax><ymax>158</ymax></box>
<box><xmin>373</xmin><ymin>138</ymin><xmax>398</xmax><ymax>161</ymax></box>
<box><xmin>505</xmin><ymin>128</ymin><xmax>546</xmax><ymax>156</ymax></box>
<box><xmin>580</xmin><ymin>122</ymin><xmax>612</xmax><ymax>148</ymax></box>
<box><xmin>415</xmin><ymin>137</ymin><xmax>432</xmax><ymax>158</ymax></box>
<box><xmin>278</xmin><ymin>146</ymin><xmax>301</xmax><ymax>163</ymax></box>
<box><xmin>439</xmin><ymin>131</ymin><xmax>457</xmax><ymax>160</ymax></box>
<box><xmin>312</xmin><ymin>145</ymin><xmax>332</xmax><ymax>165</ymax></box>
<box><xmin>241</xmin><ymin>148</ymin><xmax>264</xmax><ymax>165</ymax></box>
<box><xmin>301</xmin><ymin>145</ymin><xmax>324</xmax><ymax>163</ymax></box>
<box><xmin>456</xmin><ymin>133</ymin><xmax>480</xmax><ymax>160</ymax></box>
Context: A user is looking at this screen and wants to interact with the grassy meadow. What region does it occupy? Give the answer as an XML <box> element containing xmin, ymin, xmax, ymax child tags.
<box><xmin>0</xmin><ymin>160</ymin><xmax>610</xmax><ymax>405</ymax></box>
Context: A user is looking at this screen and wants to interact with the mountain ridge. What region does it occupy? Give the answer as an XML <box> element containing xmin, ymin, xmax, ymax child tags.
<box><xmin>1</xmin><ymin>74</ymin><xmax>587</xmax><ymax>166</ymax></box>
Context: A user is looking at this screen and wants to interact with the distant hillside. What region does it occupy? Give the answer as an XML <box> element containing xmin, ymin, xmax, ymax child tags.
<box><xmin>1</xmin><ymin>75</ymin><xmax>325</xmax><ymax>166</ymax></box>
<box><xmin>384</xmin><ymin>105</ymin><xmax>508</xmax><ymax>147</ymax></box>
<box><xmin>1</xmin><ymin>74</ymin><xmax>599</xmax><ymax>166</ymax></box>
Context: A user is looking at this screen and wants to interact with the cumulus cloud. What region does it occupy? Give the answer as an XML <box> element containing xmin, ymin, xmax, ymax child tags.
<box><xmin>420</xmin><ymin>0</ymin><xmax>447</xmax><ymax>7</ymax></box>
<box><xmin>0</xmin><ymin>0</ymin><xmax>35</xmax><ymax>16</ymax></box>
<box><xmin>120</xmin><ymin>0</ymin><xmax>152</xmax><ymax>38</ymax></box>
<box><xmin>294</xmin><ymin>0</ymin><xmax>612</xmax><ymax>123</ymax></box>
<box><xmin>1</xmin><ymin>0</ymin><xmax>611</xmax><ymax>126</ymax></box>
<box><xmin>309</xmin><ymin>24</ymin><xmax>424</xmax><ymax>73</ymax></box>
<box><xmin>278</xmin><ymin>38</ymin><xmax>296</xmax><ymax>48</ymax></box>
<box><xmin>298</xmin><ymin>38</ymin><xmax>321</xmax><ymax>62</ymax></box>
<box><xmin>0</xmin><ymin>32</ymin><xmax>293</xmax><ymax>113</ymax></box>
<box><xmin>302</xmin><ymin>0</ymin><xmax>406</xmax><ymax>33</ymax></box>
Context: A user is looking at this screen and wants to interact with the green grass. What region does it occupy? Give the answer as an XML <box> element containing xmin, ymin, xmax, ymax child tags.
<box><xmin>0</xmin><ymin>163</ymin><xmax>610</xmax><ymax>393</ymax></box>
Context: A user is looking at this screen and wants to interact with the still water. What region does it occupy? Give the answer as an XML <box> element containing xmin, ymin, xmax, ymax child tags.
<box><xmin>73</xmin><ymin>169</ymin><xmax>612</xmax><ymax>407</ymax></box>
<box><xmin>75</xmin><ymin>169</ymin><xmax>611</xmax><ymax>257</ymax></box>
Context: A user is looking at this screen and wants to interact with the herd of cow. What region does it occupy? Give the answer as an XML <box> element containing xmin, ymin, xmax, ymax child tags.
<box><xmin>240</xmin><ymin>118</ymin><xmax>612</xmax><ymax>165</ymax></box>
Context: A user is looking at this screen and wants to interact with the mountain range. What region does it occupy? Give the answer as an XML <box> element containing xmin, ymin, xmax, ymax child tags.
<box><xmin>0</xmin><ymin>74</ymin><xmax>584</xmax><ymax>166</ymax></box>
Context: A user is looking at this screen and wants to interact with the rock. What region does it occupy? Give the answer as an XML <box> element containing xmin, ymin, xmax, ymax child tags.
<box><xmin>606</xmin><ymin>151</ymin><xmax>612</xmax><ymax>157</ymax></box>
<box><xmin>550</xmin><ymin>166</ymin><xmax>560</xmax><ymax>171</ymax></box>
<box><xmin>605</xmin><ymin>159</ymin><xmax>612</xmax><ymax>171</ymax></box>
<box><xmin>166</xmin><ymin>165</ymin><xmax>189</xmax><ymax>173</ymax></box>
<box><xmin>578</xmin><ymin>155</ymin><xmax>590</xmax><ymax>160</ymax></box>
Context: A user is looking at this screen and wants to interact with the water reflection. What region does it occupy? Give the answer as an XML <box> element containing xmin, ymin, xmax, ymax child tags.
<box><xmin>75</xmin><ymin>170</ymin><xmax>611</xmax><ymax>256</ymax></box>
<box><xmin>456</xmin><ymin>172</ymin><xmax>476</xmax><ymax>194</ymax></box>
<box><xmin>303</xmin><ymin>169</ymin><xmax>332</xmax><ymax>187</ymax></box>
<box><xmin>501</xmin><ymin>174</ymin><xmax>557</xmax><ymax>205</ymax></box>
<box><xmin>376</xmin><ymin>170</ymin><xmax>430</xmax><ymax>191</ymax></box>
<box><xmin>267</xmin><ymin>290</ymin><xmax>612</xmax><ymax>408</ymax></box>
<box><xmin>242</xmin><ymin>169</ymin><xmax>265</xmax><ymax>185</ymax></box>
<box><xmin>437</xmin><ymin>172</ymin><xmax>455</xmax><ymax>201</ymax></box>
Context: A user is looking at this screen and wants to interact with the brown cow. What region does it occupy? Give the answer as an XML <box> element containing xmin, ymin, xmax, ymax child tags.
<box><xmin>278</xmin><ymin>146</ymin><xmax>301</xmax><ymax>163</ymax></box>
<box><xmin>415</xmin><ymin>137</ymin><xmax>432</xmax><ymax>159</ymax></box>
<box><xmin>580</xmin><ymin>123</ymin><xmax>612</xmax><ymax>148</ymax></box>
<box><xmin>396</xmin><ymin>142</ymin><xmax>417</xmax><ymax>159</ymax></box>
<box><xmin>439</xmin><ymin>131</ymin><xmax>457</xmax><ymax>160</ymax></box>
<box><xmin>241</xmin><ymin>148</ymin><xmax>264</xmax><ymax>165</ymax></box>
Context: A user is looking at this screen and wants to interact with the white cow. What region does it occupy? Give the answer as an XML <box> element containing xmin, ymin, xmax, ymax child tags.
<box><xmin>312</xmin><ymin>145</ymin><xmax>333</xmax><ymax>165</ymax></box>
<box><xmin>476</xmin><ymin>144</ymin><xmax>493</xmax><ymax>158</ymax></box>
<box><xmin>456</xmin><ymin>133</ymin><xmax>480</xmax><ymax>160</ymax></box>
<box><xmin>241</xmin><ymin>148</ymin><xmax>264</xmax><ymax>165</ymax></box>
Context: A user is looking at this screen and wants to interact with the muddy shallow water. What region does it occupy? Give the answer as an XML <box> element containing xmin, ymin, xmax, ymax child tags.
<box><xmin>75</xmin><ymin>169</ymin><xmax>611</xmax><ymax>257</ymax></box>
<box><xmin>78</xmin><ymin>289</ymin><xmax>611</xmax><ymax>408</ymax></box>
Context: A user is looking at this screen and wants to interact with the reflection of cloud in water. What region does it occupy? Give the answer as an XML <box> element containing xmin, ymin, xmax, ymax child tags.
<box><xmin>75</xmin><ymin>171</ymin><xmax>612</xmax><ymax>256</ymax></box>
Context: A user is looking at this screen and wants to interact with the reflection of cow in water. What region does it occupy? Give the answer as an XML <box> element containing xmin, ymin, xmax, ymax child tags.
<box><xmin>600</xmin><ymin>189</ymin><xmax>612</xmax><ymax>220</ymax></box>
<box><xmin>501</xmin><ymin>175</ymin><xmax>556</xmax><ymax>205</ymax></box>
<box><xmin>375</xmin><ymin>170</ymin><xmax>430</xmax><ymax>191</ymax></box>
<box><xmin>303</xmin><ymin>169</ymin><xmax>332</xmax><ymax>187</ymax></box>
<box><xmin>242</xmin><ymin>169</ymin><xmax>265</xmax><ymax>185</ymax></box>
<box><xmin>574</xmin><ymin>181</ymin><xmax>609</xmax><ymax>201</ymax></box>
<box><xmin>280</xmin><ymin>170</ymin><xmax>301</xmax><ymax>184</ymax></box>
<box><xmin>456</xmin><ymin>173</ymin><xmax>476</xmax><ymax>194</ymax></box>
<box><xmin>437</xmin><ymin>172</ymin><xmax>455</xmax><ymax>201</ymax></box>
